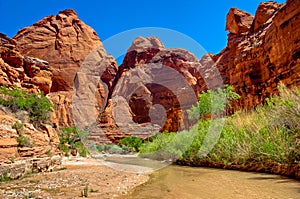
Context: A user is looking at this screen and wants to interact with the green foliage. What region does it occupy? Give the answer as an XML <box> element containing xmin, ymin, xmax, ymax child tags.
<box><xmin>140</xmin><ymin>84</ymin><xmax>300</xmax><ymax>168</ymax></box>
<box><xmin>58</xmin><ymin>127</ymin><xmax>88</xmax><ymax>157</ymax></box>
<box><xmin>0</xmin><ymin>173</ymin><xmax>12</xmax><ymax>183</ymax></box>
<box><xmin>119</xmin><ymin>136</ymin><xmax>142</xmax><ymax>152</ymax></box>
<box><xmin>12</xmin><ymin>121</ymin><xmax>24</xmax><ymax>134</ymax></box>
<box><xmin>12</xmin><ymin>121</ymin><xmax>33</xmax><ymax>147</ymax></box>
<box><xmin>96</xmin><ymin>144</ymin><xmax>104</xmax><ymax>152</ymax></box>
<box><xmin>0</xmin><ymin>86</ymin><xmax>53</xmax><ymax>124</ymax></box>
<box><xmin>90</xmin><ymin>188</ymin><xmax>99</xmax><ymax>193</ymax></box>
<box><xmin>75</xmin><ymin>141</ymin><xmax>88</xmax><ymax>157</ymax></box>
<box><xmin>188</xmin><ymin>85</ymin><xmax>240</xmax><ymax>120</ymax></box>
<box><xmin>17</xmin><ymin>135</ymin><xmax>32</xmax><ymax>147</ymax></box>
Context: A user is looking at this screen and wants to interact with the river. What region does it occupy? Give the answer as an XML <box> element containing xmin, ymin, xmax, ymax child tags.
<box><xmin>119</xmin><ymin>164</ymin><xmax>299</xmax><ymax>199</ymax></box>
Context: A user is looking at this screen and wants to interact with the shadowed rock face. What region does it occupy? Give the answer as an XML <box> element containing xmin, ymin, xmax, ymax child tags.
<box><xmin>99</xmin><ymin>36</ymin><xmax>223</xmax><ymax>140</ymax></box>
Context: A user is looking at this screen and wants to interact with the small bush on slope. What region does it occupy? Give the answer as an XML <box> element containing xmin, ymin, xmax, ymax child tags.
<box><xmin>58</xmin><ymin>127</ymin><xmax>88</xmax><ymax>157</ymax></box>
<box><xmin>0</xmin><ymin>86</ymin><xmax>53</xmax><ymax>125</ymax></box>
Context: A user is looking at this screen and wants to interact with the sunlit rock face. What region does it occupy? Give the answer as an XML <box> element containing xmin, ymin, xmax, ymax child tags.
<box><xmin>211</xmin><ymin>0</ymin><xmax>300</xmax><ymax>110</ymax></box>
<box><xmin>13</xmin><ymin>10</ymin><xmax>118</xmax><ymax>128</ymax></box>
<box><xmin>4</xmin><ymin>0</ymin><xmax>299</xmax><ymax>143</ymax></box>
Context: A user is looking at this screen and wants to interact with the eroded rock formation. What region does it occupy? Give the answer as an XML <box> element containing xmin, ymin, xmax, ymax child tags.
<box><xmin>0</xmin><ymin>110</ymin><xmax>60</xmax><ymax>164</ymax></box>
<box><xmin>101</xmin><ymin>0</ymin><xmax>300</xmax><ymax>140</ymax></box>
<box><xmin>109</xmin><ymin>36</ymin><xmax>221</xmax><ymax>136</ymax></box>
<box><xmin>0</xmin><ymin>33</ymin><xmax>61</xmax><ymax>177</ymax></box>
<box><xmin>1</xmin><ymin>0</ymin><xmax>299</xmax><ymax>144</ymax></box>
<box><xmin>0</xmin><ymin>33</ymin><xmax>52</xmax><ymax>94</ymax></box>
<box><xmin>14</xmin><ymin>9</ymin><xmax>102</xmax><ymax>92</ymax></box>
<box><xmin>14</xmin><ymin>9</ymin><xmax>117</xmax><ymax>128</ymax></box>
<box><xmin>213</xmin><ymin>0</ymin><xmax>300</xmax><ymax>109</ymax></box>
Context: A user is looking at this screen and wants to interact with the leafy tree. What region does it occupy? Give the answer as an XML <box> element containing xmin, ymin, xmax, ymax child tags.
<box><xmin>188</xmin><ymin>85</ymin><xmax>240</xmax><ymax>120</ymax></box>
<box><xmin>119</xmin><ymin>136</ymin><xmax>142</xmax><ymax>152</ymax></box>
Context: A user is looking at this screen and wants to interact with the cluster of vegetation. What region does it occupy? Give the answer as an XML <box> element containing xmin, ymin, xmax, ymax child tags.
<box><xmin>139</xmin><ymin>84</ymin><xmax>300</xmax><ymax>169</ymax></box>
<box><xmin>58</xmin><ymin>127</ymin><xmax>88</xmax><ymax>157</ymax></box>
<box><xmin>0</xmin><ymin>86</ymin><xmax>92</xmax><ymax>159</ymax></box>
<box><xmin>119</xmin><ymin>136</ymin><xmax>142</xmax><ymax>152</ymax></box>
<box><xmin>89</xmin><ymin>136</ymin><xmax>143</xmax><ymax>154</ymax></box>
<box><xmin>0</xmin><ymin>173</ymin><xmax>12</xmax><ymax>183</ymax></box>
<box><xmin>0</xmin><ymin>86</ymin><xmax>53</xmax><ymax>125</ymax></box>
<box><xmin>13</xmin><ymin>121</ymin><xmax>33</xmax><ymax>148</ymax></box>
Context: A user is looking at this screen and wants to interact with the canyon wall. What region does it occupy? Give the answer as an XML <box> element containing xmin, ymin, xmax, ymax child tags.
<box><xmin>1</xmin><ymin>0</ymin><xmax>299</xmax><ymax>144</ymax></box>
<box><xmin>214</xmin><ymin>0</ymin><xmax>300</xmax><ymax>109</ymax></box>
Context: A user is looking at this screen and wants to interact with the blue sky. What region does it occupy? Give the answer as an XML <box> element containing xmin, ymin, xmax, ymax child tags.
<box><xmin>0</xmin><ymin>0</ymin><xmax>285</xmax><ymax>60</ymax></box>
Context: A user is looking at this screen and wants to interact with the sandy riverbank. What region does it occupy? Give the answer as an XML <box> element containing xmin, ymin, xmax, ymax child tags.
<box><xmin>0</xmin><ymin>157</ymin><xmax>149</xmax><ymax>199</ymax></box>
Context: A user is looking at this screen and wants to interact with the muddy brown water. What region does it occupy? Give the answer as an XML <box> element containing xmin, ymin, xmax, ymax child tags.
<box><xmin>120</xmin><ymin>165</ymin><xmax>300</xmax><ymax>199</ymax></box>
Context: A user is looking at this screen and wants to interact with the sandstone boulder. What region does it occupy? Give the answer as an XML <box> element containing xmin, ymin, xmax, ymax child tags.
<box><xmin>226</xmin><ymin>8</ymin><xmax>254</xmax><ymax>35</ymax></box>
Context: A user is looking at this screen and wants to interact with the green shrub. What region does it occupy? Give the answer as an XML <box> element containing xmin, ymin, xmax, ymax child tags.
<box><xmin>58</xmin><ymin>127</ymin><xmax>88</xmax><ymax>157</ymax></box>
<box><xmin>0</xmin><ymin>86</ymin><xmax>53</xmax><ymax>124</ymax></box>
<box><xmin>17</xmin><ymin>135</ymin><xmax>31</xmax><ymax>147</ymax></box>
<box><xmin>0</xmin><ymin>173</ymin><xmax>12</xmax><ymax>183</ymax></box>
<box><xmin>12</xmin><ymin>121</ymin><xmax>24</xmax><ymax>134</ymax></box>
<box><xmin>188</xmin><ymin>85</ymin><xmax>240</xmax><ymax>120</ymax></box>
<box><xmin>75</xmin><ymin>141</ymin><xmax>88</xmax><ymax>157</ymax></box>
<box><xmin>119</xmin><ymin>136</ymin><xmax>142</xmax><ymax>152</ymax></box>
<box><xmin>96</xmin><ymin>144</ymin><xmax>104</xmax><ymax>152</ymax></box>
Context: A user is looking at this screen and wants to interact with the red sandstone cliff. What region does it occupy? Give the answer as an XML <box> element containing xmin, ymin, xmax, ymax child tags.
<box><xmin>1</xmin><ymin>0</ymin><xmax>298</xmax><ymax>143</ymax></box>
<box><xmin>14</xmin><ymin>9</ymin><xmax>118</xmax><ymax>128</ymax></box>
<box><xmin>0</xmin><ymin>34</ymin><xmax>61</xmax><ymax>170</ymax></box>
<box><xmin>214</xmin><ymin>0</ymin><xmax>300</xmax><ymax>109</ymax></box>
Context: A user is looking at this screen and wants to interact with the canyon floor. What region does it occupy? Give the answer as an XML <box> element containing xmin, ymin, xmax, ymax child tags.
<box><xmin>1</xmin><ymin>156</ymin><xmax>300</xmax><ymax>199</ymax></box>
<box><xmin>0</xmin><ymin>157</ymin><xmax>149</xmax><ymax>199</ymax></box>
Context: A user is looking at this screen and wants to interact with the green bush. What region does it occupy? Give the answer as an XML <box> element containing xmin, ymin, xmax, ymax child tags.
<box><xmin>12</xmin><ymin>121</ymin><xmax>24</xmax><ymax>134</ymax></box>
<box><xmin>17</xmin><ymin>135</ymin><xmax>32</xmax><ymax>147</ymax></box>
<box><xmin>0</xmin><ymin>86</ymin><xmax>53</xmax><ymax>124</ymax></box>
<box><xmin>96</xmin><ymin>144</ymin><xmax>104</xmax><ymax>152</ymax></box>
<box><xmin>188</xmin><ymin>85</ymin><xmax>240</xmax><ymax>120</ymax></box>
<box><xmin>140</xmin><ymin>84</ymin><xmax>300</xmax><ymax>168</ymax></box>
<box><xmin>58</xmin><ymin>127</ymin><xmax>88</xmax><ymax>157</ymax></box>
<box><xmin>119</xmin><ymin>136</ymin><xmax>142</xmax><ymax>152</ymax></box>
<box><xmin>0</xmin><ymin>173</ymin><xmax>12</xmax><ymax>183</ymax></box>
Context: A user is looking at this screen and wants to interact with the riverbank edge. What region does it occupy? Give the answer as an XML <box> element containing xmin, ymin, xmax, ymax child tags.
<box><xmin>176</xmin><ymin>159</ymin><xmax>300</xmax><ymax>179</ymax></box>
